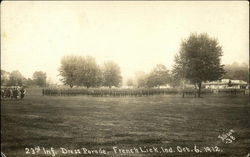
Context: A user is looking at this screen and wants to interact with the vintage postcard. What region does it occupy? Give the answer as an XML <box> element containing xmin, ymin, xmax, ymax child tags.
<box><xmin>1</xmin><ymin>1</ymin><xmax>249</xmax><ymax>157</ymax></box>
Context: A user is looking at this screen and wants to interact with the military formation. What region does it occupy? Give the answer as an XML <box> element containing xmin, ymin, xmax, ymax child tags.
<box><xmin>1</xmin><ymin>86</ymin><xmax>26</xmax><ymax>100</ymax></box>
<box><xmin>42</xmin><ymin>88</ymin><xmax>179</xmax><ymax>97</ymax></box>
<box><xmin>43</xmin><ymin>87</ymin><xmax>246</xmax><ymax>97</ymax></box>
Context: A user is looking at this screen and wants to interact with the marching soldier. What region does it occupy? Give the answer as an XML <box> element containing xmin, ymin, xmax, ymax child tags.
<box><xmin>20</xmin><ymin>87</ymin><xmax>26</xmax><ymax>99</ymax></box>
<box><xmin>12</xmin><ymin>88</ymin><xmax>18</xmax><ymax>99</ymax></box>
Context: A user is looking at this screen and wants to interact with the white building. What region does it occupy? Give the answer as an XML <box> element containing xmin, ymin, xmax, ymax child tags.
<box><xmin>204</xmin><ymin>79</ymin><xmax>248</xmax><ymax>89</ymax></box>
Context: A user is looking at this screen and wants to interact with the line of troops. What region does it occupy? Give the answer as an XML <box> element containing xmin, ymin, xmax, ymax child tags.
<box><xmin>1</xmin><ymin>86</ymin><xmax>26</xmax><ymax>100</ymax></box>
<box><xmin>43</xmin><ymin>88</ymin><xmax>179</xmax><ymax>97</ymax></box>
<box><xmin>43</xmin><ymin>88</ymin><xmax>246</xmax><ymax>97</ymax></box>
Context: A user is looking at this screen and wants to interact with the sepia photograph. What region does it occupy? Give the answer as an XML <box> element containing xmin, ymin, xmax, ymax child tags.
<box><xmin>1</xmin><ymin>1</ymin><xmax>249</xmax><ymax>157</ymax></box>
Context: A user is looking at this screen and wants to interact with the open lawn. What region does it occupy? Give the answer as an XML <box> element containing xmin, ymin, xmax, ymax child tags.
<box><xmin>1</xmin><ymin>88</ymin><xmax>249</xmax><ymax>157</ymax></box>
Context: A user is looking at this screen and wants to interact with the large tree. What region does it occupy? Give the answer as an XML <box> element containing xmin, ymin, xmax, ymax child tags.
<box><xmin>102</xmin><ymin>61</ymin><xmax>122</xmax><ymax>88</ymax></box>
<box><xmin>169</xmin><ymin>72</ymin><xmax>181</xmax><ymax>88</ymax></box>
<box><xmin>59</xmin><ymin>55</ymin><xmax>103</xmax><ymax>88</ymax></box>
<box><xmin>75</xmin><ymin>56</ymin><xmax>102</xmax><ymax>88</ymax></box>
<box><xmin>59</xmin><ymin>55</ymin><xmax>80</xmax><ymax>88</ymax></box>
<box><xmin>146</xmin><ymin>64</ymin><xmax>170</xmax><ymax>88</ymax></box>
<box><xmin>173</xmin><ymin>33</ymin><xmax>225</xmax><ymax>97</ymax></box>
<box><xmin>7</xmin><ymin>70</ymin><xmax>26</xmax><ymax>86</ymax></box>
<box><xmin>33</xmin><ymin>71</ymin><xmax>47</xmax><ymax>87</ymax></box>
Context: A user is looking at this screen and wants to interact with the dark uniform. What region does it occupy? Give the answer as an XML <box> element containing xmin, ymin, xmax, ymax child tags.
<box><xmin>13</xmin><ymin>88</ymin><xmax>18</xmax><ymax>99</ymax></box>
<box><xmin>20</xmin><ymin>88</ymin><xmax>26</xmax><ymax>99</ymax></box>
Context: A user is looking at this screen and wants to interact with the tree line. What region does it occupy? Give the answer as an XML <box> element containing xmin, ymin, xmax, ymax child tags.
<box><xmin>59</xmin><ymin>56</ymin><xmax>122</xmax><ymax>88</ymax></box>
<box><xmin>59</xmin><ymin>56</ymin><xmax>173</xmax><ymax>89</ymax></box>
<box><xmin>58</xmin><ymin>33</ymin><xmax>248</xmax><ymax>97</ymax></box>
<box><xmin>1</xmin><ymin>70</ymin><xmax>47</xmax><ymax>87</ymax></box>
<box><xmin>126</xmin><ymin>64</ymin><xmax>171</xmax><ymax>88</ymax></box>
<box><xmin>224</xmin><ymin>62</ymin><xmax>249</xmax><ymax>82</ymax></box>
<box><xmin>1</xmin><ymin>33</ymin><xmax>248</xmax><ymax>97</ymax></box>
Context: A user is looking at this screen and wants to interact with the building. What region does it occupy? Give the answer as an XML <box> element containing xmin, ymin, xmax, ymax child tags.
<box><xmin>204</xmin><ymin>79</ymin><xmax>248</xmax><ymax>89</ymax></box>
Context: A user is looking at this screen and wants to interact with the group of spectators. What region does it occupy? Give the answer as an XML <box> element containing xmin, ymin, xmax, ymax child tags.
<box><xmin>1</xmin><ymin>86</ymin><xmax>26</xmax><ymax>100</ymax></box>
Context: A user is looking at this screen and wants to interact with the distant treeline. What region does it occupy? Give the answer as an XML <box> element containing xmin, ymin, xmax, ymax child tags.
<box><xmin>224</xmin><ymin>62</ymin><xmax>249</xmax><ymax>83</ymax></box>
<box><xmin>59</xmin><ymin>56</ymin><xmax>122</xmax><ymax>88</ymax></box>
<box><xmin>57</xmin><ymin>34</ymin><xmax>248</xmax><ymax>97</ymax></box>
<box><xmin>1</xmin><ymin>70</ymin><xmax>47</xmax><ymax>87</ymax></box>
<box><xmin>1</xmin><ymin>33</ymin><xmax>249</xmax><ymax>95</ymax></box>
<box><xmin>1</xmin><ymin>61</ymin><xmax>248</xmax><ymax>89</ymax></box>
<box><xmin>58</xmin><ymin>55</ymin><xmax>249</xmax><ymax>90</ymax></box>
<box><xmin>59</xmin><ymin>55</ymin><xmax>173</xmax><ymax>89</ymax></box>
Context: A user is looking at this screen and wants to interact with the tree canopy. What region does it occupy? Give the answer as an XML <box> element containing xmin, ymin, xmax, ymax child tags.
<box><xmin>7</xmin><ymin>70</ymin><xmax>26</xmax><ymax>86</ymax></box>
<box><xmin>59</xmin><ymin>55</ymin><xmax>104</xmax><ymax>88</ymax></box>
<box><xmin>59</xmin><ymin>56</ymin><xmax>122</xmax><ymax>88</ymax></box>
<box><xmin>33</xmin><ymin>71</ymin><xmax>47</xmax><ymax>87</ymax></box>
<box><xmin>59</xmin><ymin>55</ymin><xmax>80</xmax><ymax>88</ymax></box>
<box><xmin>74</xmin><ymin>56</ymin><xmax>102</xmax><ymax>88</ymax></box>
<box><xmin>102</xmin><ymin>61</ymin><xmax>122</xmax><ymax>88</ymax></box>
<box><xmin>146</xmin><ymin>64</ymin><xmax>170</xmax><ymax>87</ymax></box>
<box><xmin>223</xmin><ymin>62</ymin><xmax>249</xmax><ymax>82</ymax></box>
<box><xmin>1</xmin><ymin>69</ymin><xmax>10</xmax><ymax>86</ymax></box>
<box><xmin>173</xmin><ymin>33</ymin><xmax>225</xmax><ymax>97</ymax></box>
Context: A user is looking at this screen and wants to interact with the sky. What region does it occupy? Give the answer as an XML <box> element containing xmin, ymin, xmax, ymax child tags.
<box><xmin>1</xmin><ymin>1</ymin><xmax>249</xmax><ymax>84</ymax></box>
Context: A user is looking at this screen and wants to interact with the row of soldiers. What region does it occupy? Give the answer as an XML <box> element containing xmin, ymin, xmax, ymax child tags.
<box><xmin>1</xmin><ymin>87</ymin><xmax>26</xmax><ymax>100</ymax></box>
<box><xmin>42</xmin><ymin>88</ymin><xmax>179</xmax><ymax>97</ymax></box>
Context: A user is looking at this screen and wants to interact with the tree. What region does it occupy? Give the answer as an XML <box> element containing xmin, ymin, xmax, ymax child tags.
<box><xmin>59</xmin><ymin>55</ymin><xmax>80</xmax><ymax>88</ymax></box>
<box><xmin>75</xmin><ymin>56</ymin><xmax>102</xmax><ymax>88</ymax></box>
<box><xmin>102</xmin><ymin>61</ymin><xmax>122</xmax><ymax>88</ymax></box>
<box><xmin>59</xmin><ymin>55</ymin><xmax>104</xmax><ymax>88</ymax></box>
<box><xmin>146</xmin><ymin>64</ymin><xmax>170</xmax><ymax>87</ymax></box>
<box><xmin>25</xmin><ymin>78</ymin><xmax>35</xmax><ymax>87</ymax></box>
<box><xmin>7</xmin><ymin>70</ymin><xmax>26</xmax><ymax>86</ymax></box>
<box><xmin>173</xmin><ymin>33</ymin><xmax>225</xmax><ymax>97</ymax></box>
<box><xmin>1</xmin><ymin>69</ymin><xmax>9</xmax><ymax>86</ymax></box>
<box><xmin>94</xmin><ymin>66</ymin><xmax>103</xmax><ymax>87</ymax></box>
<box><xmin>223</xmin><ymin>62</ymin><xmax>249</xmax><ymax>82</ymax></box>
<box><xmin>169</xmin><ymin>72</ymin><xmax>181</xmax><ymax>88</ymax></box>
<box><xmin>33</xmin><ymin>71</ymin><xmax>47</xmax><ymax>87</ymax></box>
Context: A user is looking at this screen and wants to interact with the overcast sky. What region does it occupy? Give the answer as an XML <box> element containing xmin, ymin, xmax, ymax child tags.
<box><xmin>1</xmin><ymin>1</ymin><xmax>249</xmax><ymax>83</ymax></box>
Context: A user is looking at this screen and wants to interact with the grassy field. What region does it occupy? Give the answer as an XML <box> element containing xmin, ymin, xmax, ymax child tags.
<box><xmin>1</xmin><ymin>88</ymin><xmax>249</xmax><ymax>157</ymax></box>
